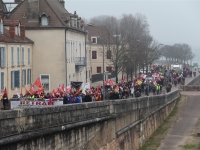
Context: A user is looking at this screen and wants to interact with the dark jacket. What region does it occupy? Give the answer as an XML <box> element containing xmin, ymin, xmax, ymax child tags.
<box><xmin>84</xmin><ymin>95</ymin><xmax>92</xmax><ymax>102</ymax></box>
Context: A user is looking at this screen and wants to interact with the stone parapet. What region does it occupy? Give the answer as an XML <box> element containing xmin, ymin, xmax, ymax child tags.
<box><xmin>0</xmin><ymin>90</ymin><xmax>180</xmax><ymax>150</ymax></box>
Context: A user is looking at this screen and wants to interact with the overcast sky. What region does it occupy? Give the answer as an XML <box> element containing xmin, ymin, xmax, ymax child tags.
<box><xmin>64</xmin><ymin>0</ymin><xmax>200</xmax><ymax>64</ymax></box>
<box><xmin>3</xmin><ymin>0</ymin><xmax>200</xmax><ymax>64</ymax></box>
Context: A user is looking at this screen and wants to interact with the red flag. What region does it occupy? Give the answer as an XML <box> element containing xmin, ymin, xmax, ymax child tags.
<box><xmin>75</xmin><ymin>88</ymin><xmax>80</xmax><ymax>95</ymax></box>
<box><xmin>34</xmin><ymin>78</ymin><xmax>42</xmax><ymax>88</ymax></box>
<box><xmin>52</xmin><ymin>89</ymin><xmax>55</xmax><ymax>97</ymax></box>
<box><xmin>61</xmin><ymin>84</ymin><xmax>65</xmax><ymax>92</ymax></box>
<box><xmin>104</xmin><ymin>80</ymin><xmax>108</xmax><ymax>85</ymax></box>
<box><xmin>122</xmin><ymin>77</ymin><xmax>126</xmax><ymax>83</ymax></box>
<box><xmin>109</xmin><ymin>79</ymin><xmax>114</xmax><ymax>86</ymax></box>
<box><xmin>37</xmin><ymin>87</ymin><xmax>44</xmax><ymax>94</ymax></box>
<box><xmin>140</xmin><ymin>73</ymin><xmax>147</xmax><ymax>79</ymax></box>
<box><xmin>97</xmin><ymin>85</ymin><xmax>101</xmax><ymax>93</ymax></box>
<box><xmin>4</xmin><ymin>87</ymin><xmax>7</xmax><ymax>96</ymax></box>
<box><xmin>29</xmin><ymin>85</ymin><xmax>35</xmax><ymax>94</ymax></box>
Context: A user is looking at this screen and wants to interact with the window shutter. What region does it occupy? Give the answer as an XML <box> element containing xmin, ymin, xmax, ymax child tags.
<box><xmin>22</xmin><ymin>70</ymin><xmax>24</xmax><ymax>85</ymax></box>
<box><xmin>24</xmin><ymin>69</ymin><xmax>26</xmax><ymax>85</ymax></box>
<box><xmin>3</xmin><ymin>48</ymin><xmax>6</xmax><ymax>67</ymax></box>
<box><xmin>18</xmin><ymin>70</ymin><xmax>20</xmax><ymax>88</ymax></box>
<box><xmin>11</xmin><ymin>47</ymin><xmax>14</xmax><ymax>66</ymax></box>
<box><xmin>28</xmin><ymin>48</ymin><xmax>30</xmax><ymax>65</ymax></box>
<box><xmin>27</xmin><ymin>69</ymin><xmax>29</xmax><ymax>84</ymax></box>
<box><xmin>17</xmin><ymin>47</ymin><xmax>20</xmax><ymax>65</ymax></box>
<box><xmin>1</xmin><ymin>72</ymin><xmax>4</xmax><ymax>91</ymax></box>
<box><xmin>11</xmin><ymin>71</ymin><xmax>14</xmax><ymax>89</ymax></box>
<box><xmin>1</xmin><ymin>48</ymin><xmax>3</xmax><ymax>67</ymax></box>
<box><xmin>22</xmin><ymin>47</ymin><xmax>24</xmax><ymax>65</ymax></box>
<box><xmin>14</xmin><ymin>70</ymin><xmax>19</xmax><ymax>88</ymax></box>
<box><xmin>30</xmin><ymin>69</ymin><xmax>31</xmax><ymax>84</ymax></box>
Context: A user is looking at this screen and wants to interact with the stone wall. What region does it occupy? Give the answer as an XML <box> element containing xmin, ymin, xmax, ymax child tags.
<box><xmin>187</xmin><ymin>74</ymin><xmax>200</xmax><ymax>85</ymax></box>
<box><xmin>180</xmin><ymin>74</ymin><xmax>200</xmax><ymax>90</ymax></box>
<box><xmin>0</xmin><ymin>90</ymin><xmax>179</xmax><ymax>150</ymax></box>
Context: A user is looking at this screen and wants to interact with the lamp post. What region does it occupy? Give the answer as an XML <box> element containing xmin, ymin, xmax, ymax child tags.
<box><xmin>102</xmin><ymin>26</ymin><xmax>105</xmax><ymax>100</ymax></box>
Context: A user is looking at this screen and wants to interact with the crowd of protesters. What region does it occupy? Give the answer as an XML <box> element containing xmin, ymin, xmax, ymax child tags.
<box><xmin>1</xmin><ymin>64</ymin><xmax>194</xmax><ymax>110</ymax></box>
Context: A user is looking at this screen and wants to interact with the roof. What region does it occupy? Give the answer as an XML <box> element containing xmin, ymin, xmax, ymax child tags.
<box><xmin>0</xmin><ymin>27</ymin><xmax>34</xmax><ymax>44</ymax></box>
<box><xmin>0</xmin><ymin>0</ymin><xmax>7</xmax><ymax>13</ymax></box>
<box><xmin>85</xmin><ymin>24</ymin><xmax>114</xmax><ymax>44</ymax></box>
<box><xmin>8</xmin><ymin>0</ymin><xmax>85</xmax><ymax>33</ymax></box>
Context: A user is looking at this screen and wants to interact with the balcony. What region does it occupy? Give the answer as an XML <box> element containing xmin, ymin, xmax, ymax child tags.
<box><xmin>74</xmin><ymin>57</ymin><xmax>86</xmax><ymax>66</ymax></box>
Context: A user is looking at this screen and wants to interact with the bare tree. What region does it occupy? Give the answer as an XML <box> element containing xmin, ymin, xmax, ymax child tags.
<box><xmin>161</xmin><ymin>43</ymin><xmax>195</xmax><ymax>65</ymax></box>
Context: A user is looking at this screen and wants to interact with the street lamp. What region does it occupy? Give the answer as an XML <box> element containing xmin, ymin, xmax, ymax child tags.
<box><xmin>102</xmin><ymin>26</ymin><xmax>105</xmax><ymax>100</ymax></box>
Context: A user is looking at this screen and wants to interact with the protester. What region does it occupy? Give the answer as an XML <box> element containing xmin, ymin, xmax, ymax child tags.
<box><xmin>1</xmin><ymin>93</ymin><xmax>8</xmax><ymax>110</ymax></box>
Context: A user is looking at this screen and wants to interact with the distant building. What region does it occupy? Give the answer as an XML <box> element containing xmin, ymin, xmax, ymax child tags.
<box><xmin>0</xmin><ymin>10</ymin><xmax>34</xmax><ymax>98</ymax></box>
<box><xmin>85</xmin><ymin>24</ymin><xmax>121</xmax><ymax>85</ymax></box>
<box><xmin>7</xmin><ymin>0</ymin><xmax>87</xmax><ymax>92</ymax></box>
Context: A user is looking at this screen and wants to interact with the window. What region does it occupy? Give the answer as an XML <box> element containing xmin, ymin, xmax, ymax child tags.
<box><xmin>11</xmin><ymin>47</ymin><xmax>14</xmax><ymax>66</ymax></box>
<box><xmin>97</xmin><ymin>67</ymin><xmax>101</xmax><ymax>73</ymax></box>
<box><xmin>106</xmin><ymin>66</ymin><xmax>112</xmax><ymax>72</ymax></box>
<box><xmin>92</xmin><ymin>51</ymin><xmax>97</xmax><ymax>59</ymax></box>
<box><xmin>17</xmin><ymin>24</ymin><xmax>20</xmax><ymax>36</ymax></box>
<box><xmin>41</xmin><ymin>16</ymin><xmax>48</xmax><ymax>26</ymax></box>
<box><xmin>17</xmin><ymin>47</ymin><xmax>20</xmax><ymax>66</ymax></box>
<box><xmin>22</xmin><ymin>47</ymin><xmax>24</xmax><ymax>65</ymax></box>
<box><xmin>0</xmin><ymin>20</ymin><xmax>3</xmax><ymax>35</ymax></box>
<box><xmin>11</xmin><ymin>70</ymin><xmax>20</xmax><ymax>89</ymax></box>
<box><xmin>107</xmin><ymin>50</ymin><xmax>111</xmax><ymax>59</ymax></box>
<box><xmin>0</xmin><ymin>47</ymin><xmax>6</xmax><ymax>67</ymax></box>
<box><xmin>22</xmin><ymin>69</ymin><xmax>26</xmax><ymax>86</ymax></box>
<box><xmin>41</xmin><ymin>75</ymin><xmax>49</xmax><ymax>91</ymax></box>
<box><xmin>28</xmin><ymin>48</ymin><xmax>30</xmax><ymax>65</ymax></box>
<box><xmin>27</xmin><ymin>69</ymin><xmax>31</xmax><ymax>85</ymax></box>
<box><xmin>91</xmin><ymin>37</ymin><xmax>97</xmax><ymax>44</ymax></box>
<box><xmin>1</xmin><ymin>72</ymin><xmax>4</xmax><ymax>91</ymax></box>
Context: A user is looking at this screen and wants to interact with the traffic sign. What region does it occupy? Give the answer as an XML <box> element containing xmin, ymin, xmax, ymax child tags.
<box><xmin>193</xmin><ymin>63</ymin><xmax>198</xmax><ymax>68</ymax></box>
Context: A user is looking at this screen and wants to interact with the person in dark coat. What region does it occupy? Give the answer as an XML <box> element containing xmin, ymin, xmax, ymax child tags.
<box><xmin>1</xmin><ymin>94</ymin><xmax>8</xmax><ymax>110</ymax></box>
<box><xmin>193</xmin><ymin>71</ymin><xmax>196</xmax><ymax>77</ymax></box>
<box><xmin>84</xmin><ymin>93</ymin><xmax>92</xmax><ymax>102</ymax></box>
<box><xmin>166</xmin><ymin>83</ymin><xmax>172</xmax><ymax>93</ymax></box>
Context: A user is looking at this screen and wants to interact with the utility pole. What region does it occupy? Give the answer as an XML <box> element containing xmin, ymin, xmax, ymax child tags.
<box><xmin>102</xmin><ymin>27</ymin><xmax>105</xmax><ymax>100</ymax></box>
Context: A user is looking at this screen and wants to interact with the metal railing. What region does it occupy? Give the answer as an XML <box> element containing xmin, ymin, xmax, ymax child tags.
<box><xmin>74</xmin><ymin>57</ymin><xmax>86</xmax><ymax>66</ymax></box>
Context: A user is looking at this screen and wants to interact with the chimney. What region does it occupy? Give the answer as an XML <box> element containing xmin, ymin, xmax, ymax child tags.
<box><xmin>20</xmin><ymin>24</ymin><xmax>25</xmax><ymax>40</ymax></box>
<box><xmin>58</xmin><ymin>0</ymin><xmax>65</xmax><ymax>8</ymax></box>
<box><xmin>9</xmin><ymin>23</ymin><xmax>15</xmax><ymax>39</ymax></box>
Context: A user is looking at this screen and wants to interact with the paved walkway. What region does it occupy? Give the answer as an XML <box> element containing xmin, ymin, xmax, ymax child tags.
<box><xmin>157</xmin><ymin>68</ymin><xmax>200</xmax><ymax>150</ymax></box>
<box><xmin>157</xmin><ymin>92</ymin><xmax>200</xmax><ymax>150</ymax></box>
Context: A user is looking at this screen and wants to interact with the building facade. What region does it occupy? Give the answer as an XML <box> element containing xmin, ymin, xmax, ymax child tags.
<box><xmin>0</xmin><ymin>13</ymin><xmax>33</xmax><ymax>98</ymax></box>
<box><xmin>85</xmin><ymin>24</ymin><xmax>121</xmax><ymax>85</ymax></box>
<box><xmin>7</xmin><ymin>0</ymin><xmax>86</xmax><ymax>92</ymax></box>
